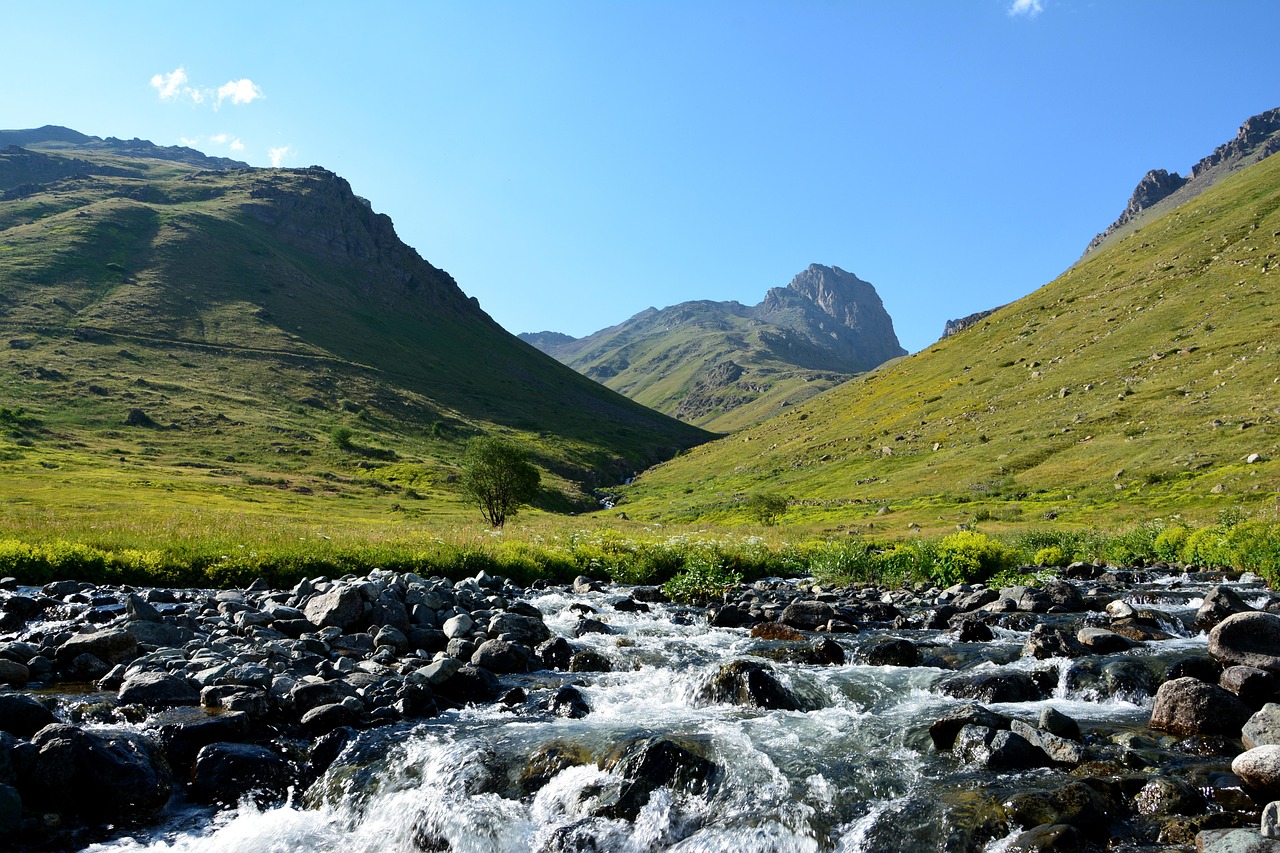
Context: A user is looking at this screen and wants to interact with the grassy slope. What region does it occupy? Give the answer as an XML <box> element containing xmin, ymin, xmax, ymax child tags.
<box><xmin>0</xmin><ymin>148</ymin><xmax>708</xmax><ymax>541</ymax></box>
<box><xmin>616</xmin><ymin>152</ymin><xmax>1280</xmax><ymax>535</ymax></box>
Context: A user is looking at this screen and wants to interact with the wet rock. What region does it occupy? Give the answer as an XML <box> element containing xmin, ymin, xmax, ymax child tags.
<box><xmin>1004</xmin><ymin>782</ymin><xmax>1114</xmax><ymax>840</ymax></box>
<box><xmin>1011</xmin><ymin>719</ymin><xmax>1084</xmax><ymax>766</ymax></box>
<box><xmin>1150</xmin><ymin>677</ymin><xmax>1252</xmax><ymax>736</ymax></box>
<box><xmin>700</xmin><ymin>660</ymin><xmax>800</xmax><ymax>710</ymax></box>
<box><xmin>1006</xmin><ymin>823</ymin><xmax>1082</xmax><ymax>853</ymax></box>
<box><xmin>955</xmin><ymin>725</ymin><xmax>1044</xmax><ymax>770</ymax></box>
<box><xmin>810</xmin><ymin>637</ymin><xmax>846</xmax><ymax>665</ymax></box>
<box><xmin>1076</xmin><ymin>627</ymin><xmax>1135</xmax><ymax>654</ymax></box>
<box><xmin>17</xmin><ymin>724</ymin><xmax>172</xmax><ymax>821</ymax></box>
<box><xmin>1134</xmin><ymin>776</ymin><xmax>1206</xmax><ymax>816</ymax></box>
<box><xmin>574</xmin><ymin>617</ymin><xmax>614</xmax><ymax>637</ymax></box>
<box><xmin>1210</xmin><ymin>612</ymin><xmax>1280</xmax><ymax>673</ymax></box>
<box><xmin>1040</xmin><ymin>707</ymin><xmax>1081</xmax><ymax>741</ymax></box>
<box><xmin>189</xmin><ymin>742</ymin><xmax>293</xmax><ymax>805</ymax></box>
<box><xmin>0</xmin><ymin>783</ymin><xmax>19</xmax><ymax>835</ymax></box>
<box><xmin>710</xmin><ymin>604</ymin><xmax>757</xmax><ymax>628</ymax></box>
<box><xmin>520</xmin><ymin>741</ymin><xmax>591</xmax><ymax>795</ymax></box>
<box><xmin>1244</xmin><ymin>705</ymin><xmax>1280</xmax><ymax>749</ymax></box>
<box><xmin>1264</xmin><ymin>801</ymin><xmax>1280</xmax><ymax>839</ymax></box>
<box><xmin>568</xmin><ymin>650</ymin><xmax>612</xmax><ymax>673</ymax></box>
<box><xmin>780</xmin><ymin>600</ymin><xmax>836</xmax><ymax>630</ymax></box>
<box><xmin>0</xmin><ymin>694</ymin><xmax>57</xmax><ymax>737</ymax></box>
<box><xmin>301</xmin><ymin>702</ymin><xmax>362</xmax><ymax>735</ymax></box>
<box><xmin>938</xmin><ymin>670</ymin><xmax>1048</xmax><ymax>704</ymax></box>
<box><xmin>535</xmin><ymin>637</ymin><xmax>574</xmax><ymax>670</ymax></box>
<box><xmin>0</xmin><ymin>659</ymin><xmax>29</xmax><ymax>686</ymax></box>
<box><xmin>1233</xmin><ymin>746</ymin><xmax>1280</xmax><ymax>797</ymax></box>
<box><xmin>1197</xmin><ymin>585</ymin><xmax>1256</xmax><ymax>631</ymax></box>
<box><xmin>930</xmin><ymin>703</ymin><xmax>1011</xmax><ymax>751</ymax></box>
<box><xmin>860</xmin><ymin>637</ymin><xmax>919</xmax><ymax>667</ymax></box>
<box><xmin>1023</xmin><ymin>624</ymin><xmax>1086</xmax><ymax>659</ymax></box>
<box><xmin>292</xmin><ymin>679</ymin><xmax>357</xmax><ymax>713</ymax></box>
<box><xmin>434</xmin><ymin>663</ymin><xmax>500</xmax><ymax>705</ymax></box>
<box><xmin>550</xmin><ymin>685</ymin><xmax>590</xmax><ymax>719</ymax></box>
<box><xmin>156</xmin><ymin>712</ymin><xmax>253</xmax><ymax>769</ymax></box>
<box><xmin>750</xmin><ymin>622</ymin><xmax>805</xmax><ymax>641</ymax></box>
<box><xmin>470</xmin><ymin>639</ymin><xmax>530</xmax><ymax>674</ymax></box>
<box><xmin>490</xmin><ymin>612</ymin><xmax>552</xmax><ymax>645</ymax></box>
<box><xmin>1222</xmin><ymin>666</ymin><xmax>1279</xmax><ymax>707</ymax></box>
<box><xmin>1168</xmin><ymin>655</ymin><xmax>1224</xmax><ymax>684</ymax></box>
<box><xmin>631</xmin><ymin>586</ymin><xmax>667</xmax><ymax>603</ymax></box>
<box><xmin>1102</xmin><ymin>659</ymin><xmax>1157</xmax><ymax>700</ymax></box>
<box><xmin>118</xmin><ymin>671</ymin><xmax>200</xmax><ymax>707</ymax></box>
<box><xmin>955</xmin><ymin>618</ymin><xmax>994</xmax><ymax>642</ymax></box>
<box><xmin>572</xmin><ymin>576</ymin><xmax>604</xmax><ymax>594</ymax></box>
<box><xmin>1197</xmin><ymin>828</ymin><xmax>1280</xmax><ymax>851</ymax></box>
<box><xmin>598</xmin><ymin>735</ymin><xmax>716</xmax><ymax>820</ymax></box>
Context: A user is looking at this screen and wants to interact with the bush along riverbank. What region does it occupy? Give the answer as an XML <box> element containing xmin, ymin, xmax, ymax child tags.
<box><xmin>2</xmin><ymin>563</ymin><xmax>1280</xmax><ymax>849</ymax></box>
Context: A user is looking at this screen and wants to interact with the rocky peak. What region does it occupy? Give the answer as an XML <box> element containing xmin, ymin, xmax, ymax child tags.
<box><xmin>764</xmin><ymin>264</ymin><xmax>880</xmax><ymax>329</ymax></box>
<box><xmin>1085</xmin><ymin>106</ymin><xmax>1280</xmax><ymax>255</ymax></box>
<box><xmin>942</xmin><ymin>306</ymin><xmax>1005</xmax><ymax>339</ymax></box>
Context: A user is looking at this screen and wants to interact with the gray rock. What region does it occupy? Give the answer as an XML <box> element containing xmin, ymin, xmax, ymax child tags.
<box><xmin>0</xmin><ymin>694</ymin><xmax>57</xmax><ymax>737</ymax></box>
<box><xmin>0</xmin><ymin>659</ymin><xmax>29</xmax><ymax>686</ymax></box>
<box><xmin>1023</xmin><ymin>624</ymin><xmax>1086</xmax><ymax>659</ymax></box>
<box><xmin>303</xmin><ymin>586</ymin><xmax>366</xmax><ymax>632</ymax></box>
<box><xmin>55</xmin><ymin>629</ymin><xmax>138</xmax><ymax>668</ymax></box>
<box><xmin>1245</xmin><ymin>705</ymin><xmax>1280</xmax><ymax>750</ymax></box>
<box><xmin>699</xmin><ymin>660</ymin><xmax>800</xmax><ymax>710</ymax></box>
<box><xmin>1149</xmin><ymin>677</ymin><xmax>1251</xmax><ymax>736</ymax></box>
<box><xmin>1211</xmin><ymin>612</ymin><xmax>1280</xmax><ymax>673</ymax></box>
<box><xmin>929</xmin><ymin>703</ymin><xmax>1010</xmax><ymax>751</ymax></box>
<box><xmin>1040</xmin><ymin>707</ymin><xmax>1081</xmax><ymax>741</ymax></box>
<box><xmin>443</xmin><ymin>613</ymin><xmax>475</xmax><ymax>639</ymax></box>
<box><xmin>1133</xmin><ymin>775</ymin><xmax>1206</xmax><ymax>815</ymax></box>
<box><xmin>1076</xmin><ymin>627</ymin><xmax>1134</xmax><ymax>654</ymax></box>
<box><xmin>1006</xmin><ymin>823</ymin><xmax>1082</xmax><ymax>853</ymax></box>
<box><xmin>125</xmin><ymin>593</ymin><xmax>163</xmax><ymax>623</ymax></box>
<box><xmin>190</xmin><ymin>742</ymin><xmax>293</xmax><ymax>805</ymax></box>
<box><xmin>938</xmin><ymin>670</ymin><xmax>1048</xmax><ymax>703</ymax></box>
<box><xmin>488</xmin><ymin>612</ymin><xmax>551</xmax><ymax>646</ymax></box>
<box><xmin>1263</xmin><ymin>801</ymin><xmax>1280</xmax><ymax>839</ymax></box>
<box><xmin>1223</xmin><ymin>666</ymin><xmax>1279</xmax><ymax>706</ymax></box>
<box><xmin>470</xmin><ymin>639</ymin><xmax>529</xmax><ymax>674</ymax></box>
<box><xmin>1197</xmin><ymin>585</ymin><xmax>1255</xmax><ymax>631</ymax></box>
<box><xmin>1197</xmin><ymin>827</ymin><xmax>1280</xmax><ymax>851</ymax></box>
<box><xmin>117</xmin><ymin>671</ymin><xmax>199</xmax><ymax>707</ymax></box>
<box><xmin>780</xmin><ymin>600</ymin><xmax>836</xmax><ymax>630</ymax></box>
<box><xmin>1234</xmin><ymin>745</ymin><xmax>1280</xmax><ymax>795</ymax></box>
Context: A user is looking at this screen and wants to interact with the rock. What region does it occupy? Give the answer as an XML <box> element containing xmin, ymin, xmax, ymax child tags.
<box><xmin>1150</xmin><ymin>677</ymin><xmax>1252</xmax><ymax>736</ymax></box>
<box><xmin>125</xmin><ymin>593</ymin><xmax>164</xmax><ymax>623</ymax></box>
<box><xmin>1076</xmin><ymin>627</ymin><xmax>1135</xmax><ymax>654</ymax></box>
<box><xmin>1234</xmin><ymin>746</ymin><xmax>1280</xmax><ymax>796</ymax></box>
<box><xmin>1197</xmin><ymin>585</ymin><xmax>1256</xmax><ymax>631</ymax></box>
<box><xmin>1006</xmin><ymin>823</ymin><xmax>1082</xmax><ymax>853</ymax></box>
<box><xmin>1263</xmin><ymin>801</ymin><xmax>1280</xmax><ymax>839</ymax></box>
<box><xmin>0</xmin><ymin>783</ymin><xmax>19</xmax><ymax>836</ymax></box>
<box><xmin>189</xmin><ymin>742</ymin><xmax>293</xmax><ymax>805</ymax></box>
<box><xmin>1168</xmin><ymin>655</ymin><xmax>1224</xmax><ymax>684</ymax></box>
<box><xmin>700</xmin><ymin>660</ymin><xmax>800</xmax><ymax>710</ymax></box>
<box><xmin>434</xmin><ymin>664</ymin><xmax>500</xmax><ymax>705</ymax></box>
<box><xmin>780</xmin><ymin>600</ymin><xmax>836</xmax><ymax>631</ymax></box>
<box><xmin>118</xmin><ymin>672</ymin><xmax>200</xmax><ymax>707</ymax></box>
<box><xmin>1245</xmin><ymin>705</ymin><xmax>1280</xmax><ymax>749</ymax></box>
<box><xmin>520</xmin><ymin>741</ymin><xmax>591</xmax><ymax>794</ymax></box>
<box><xmin>860</xmin><ymin>638</ymin><xmax>919</xmax><ymax>667</ymax></box>
<box><xmin>1011</xmin><ymin>720</ymin><xmax>1084</xmax><ymax>766</ymax></box>
<box><xmin>470</xmin><ymin>639</ymin><xmax>529</xmax><ymax>674</ymax></box>
<box><xmin>955</xmin><ymin>725</ymin><xmax>1044</xmax><ymax>770</ymax></box>
<box><xmin>1005</xmin><ymin>782</ymin><xmax>1112</xmax><ymax>840</ymax></box>
<box><xmin>1102</xmin><ymin>659</ymin><xmax>1157</xmax><ymax>700</ymax></box>
<box><xmin>489</xmin><ymin>612</ymin><xmax>551</xmax><ymax>646</ymax></box>
<box><xmin>1210</xmin><ymin>612</ymin><xmax>1280</xmax><ymax>673</ymax></box>
<box><xmin>1134</xmin><ymin>776</ymin><xmax>1206</xmax><ymax>815</ymax></box>
<box><xmin>929</xmin><ymin>703</ymin><xmax>1011</xmax><ymax>751</ymax></box>
<box><xmin>18</xmin><ymin>724</ymin><xmax>172</xmax><ymax>821</ymax></box>
<box><xmin>291</xmin><ymin>679</ymin><xmax>357</xmax><ymax>713</ymax></box>
<box><xmin>0</xmin><ymin>659</ymin><xmax>29</xmax><ymax>687</ymax></box>
<box><xmin>535</xmin><ymin>637</ymin><xmax>573</xmax><ymax>670</ymax></box>
<box><xmin>1223</xmin><ymin>666</ymin><xmax>1279</xmax><ymax>706</ymax></box>
<box><xmin>302</xmin><ymin>585</ymin><xmax>367</xmax><ymax>632</ymax></box>
<box><xmin>598</xmin><ymin>735</ymin><xmax>716</xmax><ymax>820</ymax></box>
<box><xmin>0</xmin><ymin>694</ymin><xmax>57</xmax><ymax>737</ymax></box>
<box><xmin>1040</xmin><ymin>707</ymin><xmax>1081</xmax><ymax>741</ymax></box>
<box><xmin>1197</xmin><ymin>828</ymin><xmax>1280</xmax><ymax>851</ymax></box>
<box><xmin>710</xmin><ymin>604</ymin><xmax>757</xmax><ymax>628</ymax></box>
<box><xmin>300</xmin><ymin>702</ymin><xmax>362</xmax><ymax>735</ymax></box>
<box><xmin>568</xmin><ymin>650</ymin><xmax>612</xmax><ymax>673</ymax></box>
<box><xmin>955</xmin><ymin>618</ymin><xmax>994</xmax><ymax>642</ymax></box>
<box><xmin>938</xmin><ymin>671</ymin><xmax>1048</xmax><ymax>704</ymax></box>
<box><xmin>1023</xmin><ymin>624</ymin><xmax>1086</xmax><ymax>659</ymax></box>
<box><xmin>156</xmin><ymin>712</ymin><xmax>253</xmax><ymax>769</ymax></box>
<box><xmin>573</xmin><ymin>617</ymin><xmax>614</xmax><ymax>637</ymax></box>
<box><xmin>550</xmin><ymin>685</ymin><xmax>590</xmax><ymax>719</ymax></box>
<box><xmin>55</xmin><ymin>629</ymin><xmax>138</xmax><ymax>668</ymax></box>
<box><xmin>442</xmin><ymin>613</ymin><xmax>475</xmax><ymax>639</ymax></box>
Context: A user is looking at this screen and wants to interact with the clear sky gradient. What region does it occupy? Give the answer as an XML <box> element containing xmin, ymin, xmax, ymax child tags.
<box><xmin>4</xmin><ymin>1</ymin><xmax>1278</xmax><ymax>353</ymax></box>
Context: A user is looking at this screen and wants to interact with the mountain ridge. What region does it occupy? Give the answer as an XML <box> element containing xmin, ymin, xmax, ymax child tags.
<box><xmin>520</xmin><ymin>264</ymin><xmax>905</xmax><ymax>431</ymax></box>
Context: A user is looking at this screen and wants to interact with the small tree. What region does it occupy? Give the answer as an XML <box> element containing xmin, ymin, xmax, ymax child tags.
<box><xmin>746</xmin><ymin>492</ymin><xmax>789</xmax><ymax>526</ymax></box>
<box><xmin>460</xmin><ymin>437</ymin><xmax>541</xmax><ymax>528</ymax></box>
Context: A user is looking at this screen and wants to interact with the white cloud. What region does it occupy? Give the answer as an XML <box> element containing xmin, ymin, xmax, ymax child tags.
<box><xmin>178</xmin><ymin>136</ymin><xmax>199</xmax><ymax>147</ymax></box>
<box><xmin>151</xmin><ymin>67</ymin><xmax>190</xmax><ymax>101</ymax></box>
<box><xmin>217</xmin><ymin>79</ymin><xmax>263</xmax><ymax>107</ymax></box>
<box><xmin>210</xmin><ymin>133</ymin><xmax>230</xmax><ymax>144</ymax></box>
<box><xmin>230</xmin><ymin>139</ymin><xmax>245</xmax><ymax>152</ymax></box>
<box><xmin>268</xmin><ymin>146</ymin><xmax>292</xmax><ymax>167</ymax></box>
<box><xmin>1009</xmin><ymin>0</ymin><xmax>1044</xmax><ymax>16</ymax></box>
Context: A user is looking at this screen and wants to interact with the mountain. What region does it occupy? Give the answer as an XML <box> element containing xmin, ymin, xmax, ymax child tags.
<box><xmin>942</xmin><ymin>306</ymin><xmax>1004</xmax><ymax>339</ymax></box>
<box><xmin>520</xmin><ymin>264</ymin><xmax>906</xmax><ymax>432</ymax></box>
<box><xmin>615</xmin><ymin>126</ymin><xmax>1280</xmax><ymax>531</ymax></box>
<box><xmin>1084</xmin><ymin>107</ymin><xmax>1280</xmax><ymax>255</ymax></box>
<box><xmin>0</xmin><ymin>128</ymin><xmax>709</xmax><ymax>520</ymax></box>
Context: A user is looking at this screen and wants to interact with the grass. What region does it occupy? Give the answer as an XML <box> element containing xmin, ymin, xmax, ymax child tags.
<box><xmin>614</xmin><ymin>149</ymin><xmax>1280</xmax><ymax>532</ymax></box>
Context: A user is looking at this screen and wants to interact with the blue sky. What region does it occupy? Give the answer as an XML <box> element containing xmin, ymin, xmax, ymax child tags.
<box><xmin>4</xmin><ymin>1</ymin><xmax>1278</xmax><ymax>353</ymax></box>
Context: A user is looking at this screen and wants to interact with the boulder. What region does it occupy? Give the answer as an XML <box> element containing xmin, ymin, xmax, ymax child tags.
<box><xmin>1196</xmin><ymin>585</ymin><xmax>1255</xmax><ymax>631</ymax></box>
<box><xmin>699</xmin><ymin>660</ymin><xmax>800</xmax><ymax>710</ymax></box>
<box><xmin>954</xmin><ymin>725</ymin><xmax>1044</xmax><ymax>770</ymax></box>
<box><xmin>598</xmin><ymin>736</ymin><xmax>716</xmax><ymax>820</ymax></box>
<box><xmin>489</xmin><ymin>612</ymin><xmax>552</xmax><ymax>646</ymax></box>
<box><xmin>928</xmin><ymin>703</ymin><xmax>1010</xmax><ymax>751</ymax></box>
<box><xmin>118</xmin><ymin>672</ymin><xmax>200</xmax><ymax>707</ymax></box>
<box><xmin>860</xmin><ymin>638</ymin><xmax>919</xmax><ymax>667</ymax></box>
<box><xmin>470</xmin><ymin>639</ymin><xmax>530</xmax><ymax>674</ymax></box>
<box><xmin>938</xmin><ymin>671</ymin><xmax>1048</xmax><ymax>704</ymax></box>
<box><xmin>0</xmin><ymin>660</ymin><xmax>29</xmax><ymax>686</ymax></box>
<box><xmin>535</xmin><ymin>637</ymin><xmax>574</xmax><ymax>670</ymax></box>
<box><xmin>1006</xmin><ymin>823</ymin><xmax>1082</xmax><ymax>853</ymax></box>
<box><xmin>1133</xmin><ymin>776</ymin><xmax>1206</xmax><ymax>816</ymax></box>
<box><xmin>1222</xmin><ymin>666</ymin><xmax>1279</xmax><ymax>707</ymax></box>
<box><xmin>189</xmin><ymin>742</ymin><xmax>293</xmax><ymax>805</ymax></box>
<box><xmin>1210</xmin><ymin>612</ymin><xmax>1280</xmax><ymax>673</ymax></box>
<box><xmin>55</xmin><ymin>629</ymin><xmax>138</xmax><ymax>668</ymax></box>
<box><xmin>1233</xmin><ymin>746</ymin><xmax>1280</xmax><ymax>797</ymax></box>
<box><xmin>1004</xmin><ymin>782</ymin><xmax>1113</xmax><ymax>840</ymax></box>
<box><xmin>300</xmin><ymin>702</ymin><xmax>362</xmax><ymax>735</ymax></box>
<box><xmin>1245</xmin><ymin>705</ymin><xmax>1280</xmax><ymax>750</ymax></box>
<box><xmin>434</xmin><ymin>664</ymin><xmax>500</xmax><ymax>706</ymax></box>
<box><xmin>1076</xmin><ymin>627</ymin><xmax>1135</xmax><ymax>654</ymax></box>
<box><xmin>568</xmin><ymin>650</ymin><xmax>612</xmax><ymax>673</ymax></box>
<box><xmin>780</xmin><ymin>600</ymin><xmax>836</xmax><ymax>631</ymax></box>
<box><xmin>303</xmin><ymin>585</ymin><xmax>366</xmax><ymax>632</ymax></box>
<box><xmin>0</xmin><ymin>694</ymin><xmax>56</xmax><ymax>738</ymax></box>
<box><xmin>1023</xmin><ymin>624</ymin><xmax>1086</xmax><ymax>659</ymax></box>
<box><xmin>1149</xmin><ymin>677</ymin><xmax>1252</xmax><ymax>736</ymax></box>
<box><xmin>550</xmin><ymin>685</ymin><xmax>590</xmax><ymax>719</ymax></box>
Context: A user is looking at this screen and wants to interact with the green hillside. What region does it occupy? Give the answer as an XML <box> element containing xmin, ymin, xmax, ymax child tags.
<box><xmin>0</xmin><ymin>134</ymin><xmax>709</xmax><ymax>537</ymax></box>
<box><xmin>521</xmin><ymin>265</ymin><xmax>905</xmax><ymax>431</ymax></box>
<box><xmin>616</xmin><ymin>150</ymin><xmax>1280</xmax><ymax>533</ymax></box>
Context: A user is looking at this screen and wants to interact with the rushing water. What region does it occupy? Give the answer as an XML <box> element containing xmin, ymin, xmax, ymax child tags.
<box><xmin>80</xmin><ymin>574</ymin><xmax>1246</xmax><ymax>853</ymax></box>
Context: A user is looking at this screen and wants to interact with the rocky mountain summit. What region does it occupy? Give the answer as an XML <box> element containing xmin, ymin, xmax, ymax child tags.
<box><xmin>1085</xmin><ymin>106</ymin><xmax>1280</xmax><ymax>255</ymax></box>
<box><xmin>942</xmin><ymin>305</ymin><xmax>1005</xmax><ymax>339</ymax></box>
<box><xmin>520</xmin><ymin>264</ymin><xmax>905</xmax><ymax>430</ymax></box>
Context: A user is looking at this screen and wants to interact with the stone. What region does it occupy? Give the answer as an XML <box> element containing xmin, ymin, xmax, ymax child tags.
<box><xmin>1076</xmin><ymin>627</ymin><xmax>1134</xmax><ymax>654</ymax></box>
<box><xmin>1134</xmin><ymin>776</ymin><xmax>1206</xmax><ymax>815</ymax></box>
<box><xmin>860</xmin><ymin>637</ymin><xmax>919</xmax><ymax>667</ymax></box>
<box><xmin>1222</xmin><ymin>666</ymin><xmax>1279</xmax><ymax>706</ymax></box>
<box><xmin>0</xmin><ymin>659</ymin><xmax>29</xmax><ymax>686</ymax></box>
<box><xmin>118</xmin><ymin>671</ymin><xmax>200</xmax><ymax>707</ymax></box>
<box><xmin>1005</xmin><ymin>782</ymin><xmax>1112</xmax><ymax>840</ymax></box>
<box><xmin>300</xmin><ymin>702</ymin><xmax>362</xmax><ymax>735</ymax></box>
<box><xmin>1149</xmin><ymin>677</ymin><xmax>1252</xmax><ymax>736</ymax></box>
<box><xmin>488</xmin><ymin>612</ymin><xmax>551</xmax><ymax>645</ymax></box>
<box><xmin>780</xmin><ymin>600</ymin><xmax>836</xmax><ymax>631</ymax></box>
<box><xmin>598</xmin><ymin>735</ymin><xmax>716</xmax><ymax>821</ymax></box>
<box><xmin>699</xmin><ymin>660</ymin><xmax>800</xmax><ymax>710</ymax></box>
<box><xmin>550</xmin><ymin>685</ymin><xmax>590</xmax><ymax>719</ymax></box>
<box><xmin>535</xmin><ymin>637</ymin><xmax>574</xmax><ymax>670</ymax></box>
<box><xmin>955</xmin><ymin>618</ymin><xmax>994</xmax><ymax>642</ymax></box>
<box><xmin>928</xmin><ymin>703</ymin><xmax>1011</xmax><ymax>751</ymax></box>
<box><xmin>470</xmin><ymin>639</ymin><xmax>529</xmax><ymax>674</ymax></box>
<box><xmin>55</xmin><ymin>629</ymin><xmax>138</xmax><ymax>668</ymax></box>
<box><xmin>1006</xmin><ymin>823</ymin><xmax>1082</xmax><ymax>853</ymax></box>
<box><xmin>1263</xmin><ymin>801</ymin><xmax>1280</xmax><ymax>839</ymax></box>
<box><xmin>1234</xmin><ymin>746</ymin><xmax>1280</xmax><ymax>795</ymax></box>
<box><xmin>442</xmin><ymin>613</ymin><xmax>475</xmax><ymax>639</ymax></box>
<box><xmin>0</xmin><ymin>694</ymin><xmax>57</xmax><ymax>737</ymax></box>
<box><xmin>303</xmin><ymin>585</ymin><xmax>366</xmax><ymax>632</ymax></box>
<box><xmin>125</xmin><ymin>593</ymin><xmax>164</xmax><ymax>623</ymax></box>
<box><xmin>1197</xmin><ymin>828</ymin><xmax>1280</xmax><ymax>851</ymax></box>
<box><xmin>1210</xmin><ymin>612</ymin><xmax>1280</xmax><ymax>673</ymax></box>
<box><xmin>568</xmin><ymin>650</ymin><xmax>612</xmax><ymax>673</ymax></box>
<box><xmin>938</xmin><ymin>670</ymin><xmax>1048</xmax><ymax>704</ymax></box>
<box><xmin>434</xmin><ymin>664</ymin><xmax>500</xmax><ymax>705</ymax></box>
<box><xmin>1197</xmin><ymin>585</ymin><xmax>1255</xmax><ymax>631</ymax></box>
<box><xmin>955</xmin><ymin>725</ymin><xmax>1044</xmax><ymax>770</ymax></box>
<box><xmin>1039</xmin><ymin>707</ymin><xmax>1081</xmax><ymax>741</ymax></box>
<box><xmin>1245</xmin><ymin>705</ymin><xmax>1280</xmax><ymax>750</ymax></box>
<box><xmin>190</xmin><ymin>742</ymin><xmax>293</xmax><ymax>806</ymax></box>
<box><xmin>1023</xmin><ymin>624</ymin><xmax>1086</xmax><ymax>659</ymax></box>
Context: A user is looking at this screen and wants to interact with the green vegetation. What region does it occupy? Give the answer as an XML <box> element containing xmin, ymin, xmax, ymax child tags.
<box><xmin>745</xmin><ymin>492</ymin><xmax>789</xmax><ymax>526</ymax></box>
<box><xmin>661</xmin><ymin>556</ymin><xmax>744</xmax><ymax>604</ymax></box>
<box><xmin>615</xmin><ymin>144</ymin><xmax>1280</xmax><ymax>532</ymax></box>
<box><xmin>460</xmin><ymin>436</ymin><xmax>541</xmax><ymax>528</ymax></box>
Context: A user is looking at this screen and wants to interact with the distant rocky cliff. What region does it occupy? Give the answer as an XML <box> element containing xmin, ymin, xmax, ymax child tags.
<box><xmin>1085</xmin><ymin>107</ymin><xmax>1280</xmax><ymax>255</ymax></box>
<box><xmin>942</xmin><ymin>306</ymin><xmax>1005</xmax><ymax>339</ymax></box>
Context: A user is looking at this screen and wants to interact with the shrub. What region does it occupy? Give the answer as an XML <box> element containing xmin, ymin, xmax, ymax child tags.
<box><xmin>1033</xmin><ymin>546</ymin><xmax>1067</xmax><ymax>567</ymax></box>
<box><xmin>745</xmin><ymin>492</ymin><xmax>789</xmax><ymax>526</ymax></box>
<box><xmin>932</xmin><ymin>530</ymin><xmax>1012</xmax><ymax>586</ymax></box>
<box><xmin>1153</xmin><ymin>526</ymin><xmax>1189</xmax><ymax>563</ymax></box>
<box><xmin>1181</xmin><ymin>526</ymin><xmax>1232</xmax><ymax>568</ymax></box>
<box><xmin>661</xmin><ymin>556</ymin><xmax>742</xmax><ymax>604</ymax></box>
